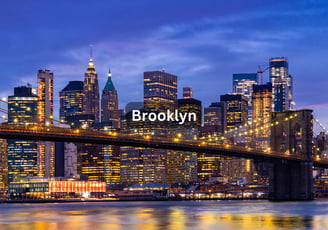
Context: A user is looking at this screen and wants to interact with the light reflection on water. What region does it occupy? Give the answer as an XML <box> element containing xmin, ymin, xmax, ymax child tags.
<box><xmin>0</xmin><ymin>200</ymin><xmax>327</xmax><ymax>230</ymax></box>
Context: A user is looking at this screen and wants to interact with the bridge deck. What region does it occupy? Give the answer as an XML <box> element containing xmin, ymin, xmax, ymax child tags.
<box><xmin>0</xmin><ymin>124</ymin><xmax>327</xmax><ymax>167</ymax></box>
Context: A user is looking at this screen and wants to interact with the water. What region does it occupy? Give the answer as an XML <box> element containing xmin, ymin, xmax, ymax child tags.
<box><xmin>0</xmin><ymin>200</ymin><xmax>328</xmax><ymax>230</ymax></box>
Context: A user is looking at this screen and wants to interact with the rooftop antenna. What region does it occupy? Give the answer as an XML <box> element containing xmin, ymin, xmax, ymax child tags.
<box><xmin>89</xmin><ymin>44</ymin><xmax>93</xmax><ymax>59</ymax></box>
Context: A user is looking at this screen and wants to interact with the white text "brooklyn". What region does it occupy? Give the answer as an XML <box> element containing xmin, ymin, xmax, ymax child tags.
<box><xmin>132</xmin><ymin>109</ymin><xmax>197</xmax><ymax>125</ymax></box>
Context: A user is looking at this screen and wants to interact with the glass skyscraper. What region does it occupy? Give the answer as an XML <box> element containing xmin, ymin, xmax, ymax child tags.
<box><xmin>269</xmin><ymin>57</ymin><xmax>293</xmax><ymax>112</ymax></box>
<box><xmin>144</xmin><ymin>70</ymin><xmax>177</xmax><ymax>112</ymax></box>
<box><xmin>59</xmin><ymin>81</ymin><xmax>84</xmax><ymax>122</ymax></box>
<box><xmin>7</xmin><ymin>85</ymin><xmax>38</xmax><ymax>183</ymax></box>
<box><xmin>37</xmin><ymin>69</ymin><xmax>55</xmax><ymax>177</ymax></box>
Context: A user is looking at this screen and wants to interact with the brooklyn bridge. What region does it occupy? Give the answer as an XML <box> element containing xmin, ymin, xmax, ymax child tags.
<box><xmin>0</xmin><ymin>108</ymin><xmax>328</xmax><ymax>201</ymax></box>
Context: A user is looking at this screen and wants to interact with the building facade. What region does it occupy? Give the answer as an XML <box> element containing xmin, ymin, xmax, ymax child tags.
<box><xmin>144</xmin><ymin>70</ymin><xmax>177</xmax><ymax>112</ymax></box>
<box><xmin>269</xmin><ymin>57</ymin><xmax>293</xmax><ymax>112</ymax></box>
<box><xmin>252</xmin><ymin>83</ymin><xmax>272</xmax><ymax>150</ymax></box>
<box><xmin>7</xmin><ymin>85</ymin><xmax>38</xmax><ymax>183</ymax></box>
<box><xmin>83</xmin><ymin>58</ymin><xmax>100</xmax><ymax>123</ymax></box>
<box><xmin>37</xmin><ymin>70</ymin><xmax>55</xmax><ymax>178</ymax></box>
<box><xmin>59</xmin><ymin>81</ymin><xmax>84</xmax><ymax>123</ymax></box>
<box><xmin>101</xmin><ymin>68</ymin><xmax>119</xmax><ymax>128</ymax></box>
<box><xmin>220</xmin><ymin>94</ymin><xmax>248</xmax><ymax>131</ymax></box>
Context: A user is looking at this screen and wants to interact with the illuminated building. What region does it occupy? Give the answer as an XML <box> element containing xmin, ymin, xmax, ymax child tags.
<box><xmin>144</xmin><ymin>70</ymin><xmax>177</xmax><ymax>112</ymax></box>
<box><xmin>101</xmin><ymin>68</ymin><xmax>119</xmax><ymax>128</ymax></box>
<box><xmin>220</xmin><ymin>94</ymin><xmax>248</xmax><ymax>131</ymax></box>
<box><xmin>233</xmin><ymin>73</ymin><xmax>257</xmax><ymax>122</ymax></box>
<box><xmin>220</xmin><ymin>158</ymin><xmax>254</xmax><ymax>182</ymax></box>
<box><xmin>59</xmin><ymin>81</ymin><xmax>84</xmax><ymax>122</ymax></box>
<box><xmin>120</xmin><ymin>147</ymin><xmax>167</xmax><ymax>186</ymax></box>
<box><xmin>7</xmin><ymin>85</ymin><xmax>38</xmax><ymax>183</ymax></box>
<box><xmin>78</xmin><ymin>143</ymin><xmax>104</xmax><ymax>182</ymax></box>
<box><xmin>8</xmin><ymin>177</ymin><xmax>106</xmax><ymax>199</ymax></box>
<box><xmin>269</xmin><ymin>57</ymin><xmax>293</xmax><ymax>112</ymax></box>
<box><xmin>233</xmin><ymin>73</ymin><xmax>258</xmax><ymax>93</ymax></box>
<box><xmin>197</xmin><ymin>153</ymin><xmax>222</xmax><ymax>181</ymax></box>
<box><xmin>37</xmin><ymin>70</ymin><xmax>55</xmax><ymax>178</ymax></box>
<box><xmin>167</xmin><ymin>126</ymin><xmax>198</xmax><ymax>184</ymax></box>
<box><xmin>83</xmin><ymin>58</ymin><xmax>100</xmax><ymax>123</ymax></box>
<box><xmin>183</xmin><ymin>87</ymin><xmax>193</xmax><ymax>99</ymax></box>
<box><xmin>178</xmin><ymin>98</ymin><xmax>202</xmax><ymax>127</ymax></box>
<box><xmin>203</xmin><ymin>102</ymin><xmax>227</xmax><ymax>134</ymax></box>
<box><xmin>0</xmin><ymin>139</ymin><xmax>7</xmax><ymax>194</ymax></box>
<box><xmin>252</xmin><ymin>83</ymin><xmax>272</xmax><ymax>149</ymax></box>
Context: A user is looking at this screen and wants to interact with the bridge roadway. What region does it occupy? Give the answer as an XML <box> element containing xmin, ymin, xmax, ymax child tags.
<box><xmin>0</xmin><ymin>124</ymin><xmax>327</xmax><ymax>167</ymax></box>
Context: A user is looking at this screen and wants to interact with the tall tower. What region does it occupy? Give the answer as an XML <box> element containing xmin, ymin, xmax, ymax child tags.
<box><xmin>144</xmin><ymin>70</ymin><xmax>177</xmax><ymax>112</ymax></box>
<box><xmin>220</xmin><ymin>94</ymin><xmax>248</xmax><ymax>131</ymax></box>
<box><xmin>101</xmin><ymin>68</ymin><xmax>119</xmax><ymax>128</ymax></box>
<box><xmin>252</xmin><ymin>83</ymin><xmax>272</xmax><ymax>150</ymax></box>
<box><xmin>233</xmin><ymin>73</ymin><xmax>257</xmax><ymax>122</ymax></box>
<box><xmin>37</xmin><ymin>70</ymin><xmax>55</xmax><ymax>177</ymax></box>
<box><xmin>83</xmin><ymin>58</ymin><xmax>100</xmax><ymax>123</ymax></box>
<box><xmin>8</xmin><ymin>85</ymin><xmax>38</xmax><ymax>183</ymax></box>
<box><xmin>269</xmin><ymin>57</ymin><xmax>293</xmax><ymax>112</ymax></box>
<box><xmin>59</xmin><ymin>81</ymin><xmax>84</xmax><ymax>122</ymax></box>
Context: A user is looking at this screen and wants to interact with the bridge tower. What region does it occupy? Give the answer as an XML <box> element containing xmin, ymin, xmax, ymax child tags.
<box><xmin>269</xmin><ymin>109</ymin><xmax>313</xmax><ymax>201</ymax></box>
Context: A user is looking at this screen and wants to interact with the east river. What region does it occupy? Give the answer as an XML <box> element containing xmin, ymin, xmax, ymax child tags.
<box><xmin>0</xmin><ymin>200</ymin><xmax>328</xmax><ymax>230</ymax></box>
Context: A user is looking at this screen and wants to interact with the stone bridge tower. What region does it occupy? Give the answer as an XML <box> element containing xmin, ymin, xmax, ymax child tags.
<box><xmin>269</xmin><ymin>109</ymin><xmax>313</xmax><ymax>201</ymax></box>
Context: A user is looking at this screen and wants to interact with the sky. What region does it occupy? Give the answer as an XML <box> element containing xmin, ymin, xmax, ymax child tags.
<box><xmin>1</xmin><ymin>0</ymin><xmax>328</xmax><ymax>132</ymax></box>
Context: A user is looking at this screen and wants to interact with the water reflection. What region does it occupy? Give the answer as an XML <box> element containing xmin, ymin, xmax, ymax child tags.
<box><xmin>0</xmin><ymin>201</ymin><xmax>327</xmax><ymax>229</ymax></box>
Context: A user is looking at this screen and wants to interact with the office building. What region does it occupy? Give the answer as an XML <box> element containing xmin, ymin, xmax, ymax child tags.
<box><xmin>233</xmin><ymin>73</ymin><xmax>257</xmax><ymax>122</ymax></box>
<box><xmin>220</xmin><ymin>94</ymin><xmax>248</xmax><ymax>131</ymax></box>
<box><xmin>144</xmin><ymin>70</ymin><xmax>177</xmax><ymax>112</ymax></box>
<box><xmin>7</xmin><ymin>85</ymin><xmax>38</xmax><ymax>183</ymax></box>
<box><xmin>101</xmin><ymin>68</ymin><xmax>119</xmax><ymax>128</ymax></box>
<box><xmin>37</xmin><ymin>70</ymin><xmax>55</xmax><ymax>178</ymax></box>
<box><xmin>269</xmin><ymin>57</ymin><xmax>293</xmax><ymax>112</ymax></box>
<box><xmin>252</xmin><ymin>83</ymin><xmax>272</xmax><ymax>150</ymax></box>
<box><xmin>203</xmin><ymin>102</ymin><xmax>227</xmax><ymax>134</ymax></box>
<box><xmin>178</xmin><ymin>98</ymin><xmax>202</xmax><ymax>127</ymax></box>
<box><xmin>83</xmin><ymin>58</ymin><xmax>100</xmax><ymax>123</ymax></box>
<box><xmin>59</xmin><ymin>81</ymin><xmax>84</xmax><ymax>122</ymax></box>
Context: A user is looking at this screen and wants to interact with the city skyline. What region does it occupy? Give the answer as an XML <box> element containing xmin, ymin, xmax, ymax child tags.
<box><xmin>1</xmin><ymin>1</ymin><xmax>328</xmax><ymax>124</ymax></box>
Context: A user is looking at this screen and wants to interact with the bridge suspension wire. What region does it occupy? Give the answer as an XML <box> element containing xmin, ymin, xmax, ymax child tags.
<box><xmin>314</xmin><ymin>118</ymin><xmax>328</xmax><ymax>134</ymax></box>
<box><xmin>0</xmin><ymin>98</ymin><xmax>64</xmax><ymax>125</ymax></box>
<box><xmin>222</xmin><ymin>113</ymin><xmax>299</xmax><ymax>139</ymax></box>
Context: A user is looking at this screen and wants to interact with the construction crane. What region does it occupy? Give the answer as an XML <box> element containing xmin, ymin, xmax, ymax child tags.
<box><xmin>257</xmin><ymin>63</ymin><xmax>275</xmax><ymax>84</ymax></box>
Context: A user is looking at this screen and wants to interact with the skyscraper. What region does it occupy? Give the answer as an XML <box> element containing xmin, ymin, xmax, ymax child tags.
<box><xmin>220</xmin><ymin>94</ymin><xmax>248</xmax><ymax>131</ymax></box>
<box><xmin>233</xmin><ymin>73</ymin><xmax>257</xmax><ymax>122</ymax></box>
<box><xmin>144</xmin><ymin>70</ymin><xmax>177</xmax><ymax>112</ymax></box>
<box><xmin>37</xmin><ymin>70</ymin><xmax>55</xmax><ymax>177</ymax></box>
<box><xmin>101</xmin><ymin>68</ymin><xmax>120</xmax><ymax>185</ymax></box>
<box><xmin>59</xmin><ymin>81</ymin><xmax>84</xmax><ymax>122</ymax></box>
<box><xmin>203</xmin><ymin>102</ymin><xmax>227</xmax><ymax>133</ymax></box>
<box><xmin>252</xmin><ymin>83</ymin><xmax>272</xmax><ymax>149</ymax></box>
<box><xmin>7</xmin><ymin>85</ymin><xmax>38</xmax><ymax>183</ymax></box>
<box><xmin>178</xmin><ymin>98</ymin><xmax>202</xmax><ymax>127</ymax></box>
<box><xmin>83</xmin><ymin>58</ymin><xmax>100</xmax><ymax>123</ymax></box>
<box><xmin>101</xmin><ymin>68</ymin><xmax>119</xmax><ymax>128</ymax></box>
<box><xmin>269</xmin><ymin>57</ymin><xmax>293</xmax><ymax>112</ymax></box>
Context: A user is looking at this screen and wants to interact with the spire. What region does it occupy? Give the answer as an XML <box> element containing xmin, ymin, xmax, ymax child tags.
<box><xmin>103</xmin><ymin>67</ymin><xmax>115</xmax><ymax>92</ymax></box>
<box><xmin>86</xmin><ymin>45</ymin><xmax>96</xmax><ymax>72</ymax></box>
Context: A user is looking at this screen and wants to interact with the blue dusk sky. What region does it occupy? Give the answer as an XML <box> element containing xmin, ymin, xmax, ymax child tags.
<box><xmin>1</xmin><ymin>0</ymin><xmax>328</xmax><ymax>131</ymax></box>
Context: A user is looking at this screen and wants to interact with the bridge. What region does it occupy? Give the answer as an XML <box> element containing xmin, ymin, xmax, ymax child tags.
<box><xmin>1</xmin><ymin>106</ymin><xmax>328</xmax><ymax>201</ymax></box>
<box><xmin>0</xmin><ymin>110</ymin><xmax>328</xmax><ymax>201</ymax></box>
<box><xmin>0</xmin><ymin>123</ymin><xmax>322</xmax><ymax>164</ymax></box>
